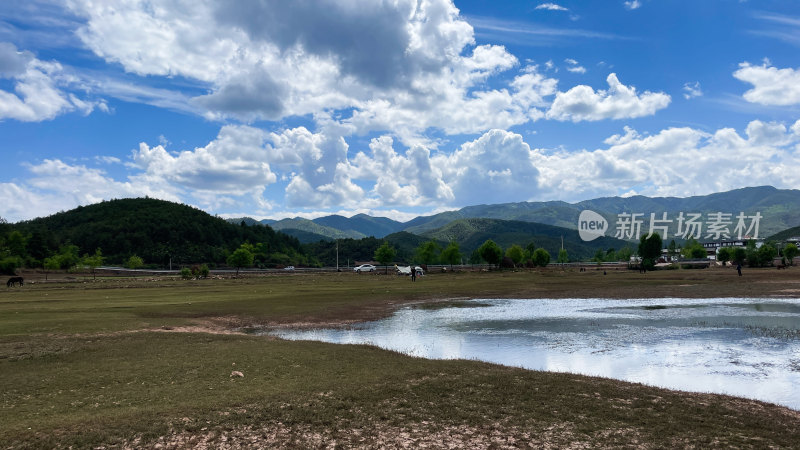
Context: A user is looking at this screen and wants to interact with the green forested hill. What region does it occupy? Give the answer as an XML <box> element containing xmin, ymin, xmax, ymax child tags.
<box><xmin>11</xmin><ymin>198</ymin><xmax>306</xmax><ymax>266</ymax></box>
<box><xmin>767</xmin><ymin>225</ymin><xmax>800</xmax><ymax>242</ymax></box>
<box><xmin>278</xmin><ymin>228</ymin><xmax>334</xmax><ymax>244</ymax></box>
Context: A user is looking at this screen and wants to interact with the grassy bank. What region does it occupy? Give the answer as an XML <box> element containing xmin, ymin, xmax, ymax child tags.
<box><xmin>2</xmin><ymin>269</ymin><xmax>800</xmax><ymax>447</ymax></box>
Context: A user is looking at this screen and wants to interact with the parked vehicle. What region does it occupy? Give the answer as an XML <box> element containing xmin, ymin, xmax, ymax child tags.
<box><xmin>354</xmin><ymin>264</ymin><xmax>376</xmax><ymax>273</ymax></box>
<box><xmin>283</xmin><ymin>266</ymin><xmax>295</xmax><ymax>271</ymax></box>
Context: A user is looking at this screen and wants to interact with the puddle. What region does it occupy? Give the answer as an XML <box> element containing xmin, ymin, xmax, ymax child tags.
<box><xmin>270</xmin><ymin>298</ymin><xmax>800</xmax><ymax>410</ymax></box>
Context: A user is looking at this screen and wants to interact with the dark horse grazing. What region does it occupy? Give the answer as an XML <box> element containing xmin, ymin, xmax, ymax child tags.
<box><xmin>7</xmin><ymin>276</ymin><xmax>23</xmax><ymax>287</ymax></box>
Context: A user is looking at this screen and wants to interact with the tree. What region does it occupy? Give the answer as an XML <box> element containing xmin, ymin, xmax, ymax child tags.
<box><xmin>682</xmin><ymin>238</ymin><xmax>706</xmax><ymax>259</ymax></box>
<box><xmin>440</xmin><ymin>241</ymin><xmax>462</xmax><ymax>269</ymax></box>
<box><xmin>617</xmin><ymin>246</ymin><xmax>633</xmax><ymax>262</ymax></box>
<box><xmin>505</xmin><ymin>244</ymin><xmax>525</xmax><ymax>267</ymax></box>
<box><xmin>638</xmin><ymin>233</ymin><xmax>663</xmax><ymax>270</ymax></box>
<box><xmin>5</xmin><ymin>230</ymin><xmax>27</xmax><ymax>258</ymax></box>
<box><xmin>374</xmin><ymin>241</ymin><xmax>397</xmax><ymax>274</ymax></box>
<box><xmin>745</xmin><ymin>240</ymin><xmax>759</xmax><ymax>267</ymax></box>
<box><xmin>717</xmin><ymin>247</ymin><xmax>732</xmax><ymax>266</ymax></box>
<box><xmin>667</xmin><ymin>239</ymin><xmax>678</xmax><ymax>261</ymax></box>
<box><xmin>478</xmin><ymin>240</ymin><xmax>503</xmax><ymax>268</ymax></box>
<box><xmin>26</xmin><ymin>227</ymin><xmax>53</xmax><ymax>262</ymax></box>
<box><xmin>227</xmin><ymin>245</ymin><xmax>254</xmax><ymax>276</ymax></box>
<box><xmin>593</xmin><ymin>249</ymin><xmax>605</xmax><ymax>264</ymax></box>
<box><xmin>532</xmin><ymin>248</ymin><xmax>550</xmax><ymax>267</ymax></box>
<box><xmin>126</xmin><ymin>255</ymin><xmax>144</xmax><ymax>269</ymax></box>
<box><xmin>43</xmin><ymin>256</ymin><xmax>60</xmax><ymax>281</ymax></box>
<box><xmin>690</xmin><ymin>246</ymin><xmax>707</xmax><ymax>259</ymax></box>
<box><xmin>525</xmin><ymin>242</ymin><xmax>536</xmax><ymax>262</ymax></box>
<box><xmin>415</xmin><ymin>240</ymin><xmax>441</xmax><ymax>265</ymax></box>
<box><xmin>82</xmin><ymin>248</ymin><xmax>104</xmax><ymax>281</ymax></box>
<box><xmin>557</xmin><ymin>248</ymin><xmax>569</xmax><ymax>265</ymax></box>
<box><xmin>468</xmin><ymin>249</ymin><xmax>483</xmax><ymax>264</ymax></box>
<box><xmin>783</xmin><ymin>243</ymin><xmax>798</xmax><ymax>266</ymax></box>
<box><xmin>757</xmin><ymin>243</ymin><xmax>778</xmax><ymax>267</ymax></box>
<box><xmin>732</xmin><ymin>247</ymin><xmax>746</xmax><ymax>265</ymax></box>
<box><xmin>56</xmin><ymin>244</ymin><xmax>80</xmax><ymax>270</ymax></box>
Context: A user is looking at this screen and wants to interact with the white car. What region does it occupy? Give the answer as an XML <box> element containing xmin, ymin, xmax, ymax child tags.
<box><xmin>354</xmin><ymin>264</ymin><xmax>376</xmax><ymax>273</ymax></box>
<box><xmin>283</xmin><ymin>266</ymin><xmax>295</xmax><ymax>271</ymax></box>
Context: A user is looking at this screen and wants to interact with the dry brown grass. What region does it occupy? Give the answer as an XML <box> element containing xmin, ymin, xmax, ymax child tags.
<box><xmin>3</xmin><ymin>266</ymin><xmax>800</xmax><ymax>448</ymax></box>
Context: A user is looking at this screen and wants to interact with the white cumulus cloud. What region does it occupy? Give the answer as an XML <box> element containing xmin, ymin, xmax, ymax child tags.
<box><xmin>438</xmin><ymin>130</ymin><xmax>541</xmax><ymax>205</ymax></box>
<box><xmin>0</xmin><ymin>159</ymin><xmax>178</xmax><ymax>222</ymax></box>
<box><xmin>269</xmin><ymin>126</ymin><xmax>366</xmax><ymax>209</ymax></box>
<box><xmin>65</xmin><ymin>0</ymin><xmax>565</xmax><ymax>143</ymax></box>
<box><xmin>546</xmin><ymin>73</ymin><xmax>671</xmax><ymax>122</ymax></box>
<box><xmin>130</xmin><ymin>125</ymin><xmax>277</xmax><ymax>195</ymax></box>
<box><xmin>734</xmin><ymin>62</ymin><xmax>800</xmax><ymax>106</ymax></box>
<box><xmin>531</xmin><ymin>119</ymin><xmax>800</xmax><ymax>200</ymax></box>
<box><xmin>4</xmin><ymin>118</ymin><xmax>800</xmax><ymax>221</ymax></box>
<box><xmin>0</xmin><ymin>42</ymin><xmax>103</xmax><ymax>121</ymax></box>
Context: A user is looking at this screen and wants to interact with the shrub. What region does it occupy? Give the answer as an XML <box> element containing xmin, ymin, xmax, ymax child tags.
<box><xmin>180</xmin><ymin>267</ymin><xmax>192</xmax><ymax>280</ymax></box>
<box><xmin>0</xmin><ymin>256</ymin><xmax>22</xmax><ymax>275</ymax></box>
<box><xmin>126</xmin><ymin>255</ymin><xmax>144</xmax><ymax>269</ymax></box>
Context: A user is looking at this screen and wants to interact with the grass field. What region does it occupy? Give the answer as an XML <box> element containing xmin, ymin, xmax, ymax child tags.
<box><xmin>2</xmin><ymin>268</ymin><xmax>800</xmax><ymax>448</ymax></box>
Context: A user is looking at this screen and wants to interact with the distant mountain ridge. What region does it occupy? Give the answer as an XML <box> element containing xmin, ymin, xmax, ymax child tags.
<box><xmin>314</xmin><ymin>214</ymin><xmax>405</xmax><ymax>238</ymax></box>
<box><xmin>269</xmin><ymin>217</ymin><xmax>366</xmax><ymax>240</ymax></box>
<box><xmin>228</xmin><ymin>214</ymin><xmax>405</xmax><ymax>243</ymax></box>
<box><xmin>408</xmin><ymin>186</ymin><xmax>800</xmax><ymax>239</ymax></box>
<box><xmin>231</xmin><ymin>186</ymin><xmax>800</xmax><ymax>242</ymax></box>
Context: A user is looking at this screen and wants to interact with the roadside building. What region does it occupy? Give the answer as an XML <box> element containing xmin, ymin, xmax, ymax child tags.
<box><xmin>702</xmin><ymin>239</ymin><xmax>762</xmax><ymax>260</ymax></box>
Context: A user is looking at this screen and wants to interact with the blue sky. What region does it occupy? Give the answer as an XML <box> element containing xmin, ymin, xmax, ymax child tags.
<box><xmin>1</xmin><ymin>0</ymin><xmax>799</xmax><ymax>223</ymax></box>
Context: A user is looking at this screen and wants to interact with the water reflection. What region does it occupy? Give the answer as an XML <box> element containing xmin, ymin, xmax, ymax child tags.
<box><xmin>270</xmin><ymin>298</ymin><xmax>800</xmax><ymax>410</ymax></box>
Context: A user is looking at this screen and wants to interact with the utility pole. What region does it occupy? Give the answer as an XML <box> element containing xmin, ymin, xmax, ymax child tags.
<box><xmin>336</xmin><ymin>240</ymin><xmax>339</xmax><ymax>272</ymax></box>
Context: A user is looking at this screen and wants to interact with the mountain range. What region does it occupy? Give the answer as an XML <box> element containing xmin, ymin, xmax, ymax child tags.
<box><xmin>232</xmin><ymin>186</ymin><xmax>800</xmax><ymax>244</ymax></box>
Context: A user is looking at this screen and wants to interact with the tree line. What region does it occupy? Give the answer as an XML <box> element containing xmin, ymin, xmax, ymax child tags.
<box><xmin>637</xmin><ymin>234</ymin><xmax>797</xmax><ymax>270</ymax></box>
<box><xmin>372</xmin><ymin>238</ymin><xmax>625</xmax><ymax>269</ymax></box>
<box><xmin>3</xmin><ymin>197</ymin><xmax>796</xmax><ymax>276</ymax></box>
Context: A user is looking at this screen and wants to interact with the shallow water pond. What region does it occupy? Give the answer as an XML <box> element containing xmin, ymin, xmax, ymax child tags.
<box><xmin>270</xmin><ymin>298</ymin><xmax>800</xmax><ymax>410</ymax></box>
